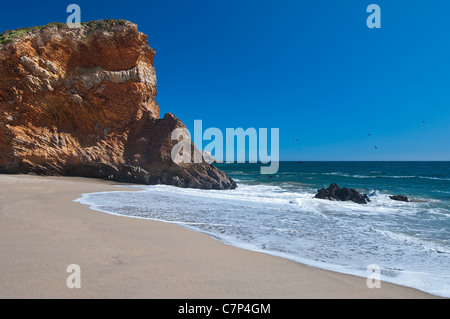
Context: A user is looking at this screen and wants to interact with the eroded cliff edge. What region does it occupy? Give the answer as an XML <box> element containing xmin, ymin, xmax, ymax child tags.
<box><xmin>0</xmin><ymin>20</ymin><xmax>236</xmax><ymax>190</ymax></box>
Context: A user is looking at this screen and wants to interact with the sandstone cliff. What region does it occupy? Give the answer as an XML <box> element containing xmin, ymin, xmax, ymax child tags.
<box><xmin>0</xmin><ymin>20</ymin><xmax>236</xmax><ymax>190</ymax></box>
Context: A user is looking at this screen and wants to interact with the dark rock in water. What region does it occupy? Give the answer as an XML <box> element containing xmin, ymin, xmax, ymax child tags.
<box><xmin>389</xmin><ymin>195</ymin><xmax>409</xmax><ymax>202</ymax></box>
<box><xmin>314</xmin><ymin>183</ymin><xmax>370</xmax><ymax>204</ymax></box>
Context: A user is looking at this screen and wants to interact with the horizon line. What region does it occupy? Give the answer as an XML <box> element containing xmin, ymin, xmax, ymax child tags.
<box><xmin>214</xmin><ymin>160</ymin><xmax>450</xmax><ymax>163</ymax></box>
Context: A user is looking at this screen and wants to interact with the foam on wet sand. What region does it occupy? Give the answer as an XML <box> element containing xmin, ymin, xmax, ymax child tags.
<box><xmin>0</xmin><ymin>174</ymin><xmax>439</xmax><ymax>298</ymax></box>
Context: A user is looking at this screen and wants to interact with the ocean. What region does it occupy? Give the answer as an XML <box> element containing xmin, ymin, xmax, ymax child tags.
<box><xmin>75</xmin><ymin>161</ymin><xmax>450</xmax><ymax>297</ymax></box>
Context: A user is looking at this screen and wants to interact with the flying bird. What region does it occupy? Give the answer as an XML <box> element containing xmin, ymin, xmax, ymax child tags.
<box><xmin>374</xmin><ymin>146</ymin><xmax>378</xmax><ymax>150</ymax></box>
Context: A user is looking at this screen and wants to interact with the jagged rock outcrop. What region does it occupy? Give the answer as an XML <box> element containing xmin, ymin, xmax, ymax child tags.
<box><xmin>0</xmin><ymin>20</ymin><xmax>236</xmax><ymax>190</ymax></box>
<box><xmin>314</xmin><ymin>183</ymin><xmax>370</xmax><ymax>204</ymax></box>
<box><xmin>389</xmin><ymin>195</ymin><xmax>409</xmax><ymax>202</ymax></box>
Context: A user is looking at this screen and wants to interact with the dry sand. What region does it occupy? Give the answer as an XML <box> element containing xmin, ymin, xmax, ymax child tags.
<box><xmin>0</xmin><ymin>174</ymin><xmax>439</xmax><ymax>298</ymax></box>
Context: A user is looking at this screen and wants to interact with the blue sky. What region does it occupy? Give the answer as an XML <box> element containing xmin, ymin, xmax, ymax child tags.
<box><xmin>1</xmin><ymin>0</ymin><xmax>449</xmax><ymax>160</ymax></box>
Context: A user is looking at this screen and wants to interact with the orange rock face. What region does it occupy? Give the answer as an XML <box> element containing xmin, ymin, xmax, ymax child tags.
<box><xmin>0</xmin><ymin>20</ymin><xmax>236</xmax><ymax>190</ymax></box>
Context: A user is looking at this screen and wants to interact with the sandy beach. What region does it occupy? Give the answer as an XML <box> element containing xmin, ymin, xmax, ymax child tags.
<box><xmin>0</xmin><ymin>174</ymin><xmax>439</xmax><ymax>299</ymax></box>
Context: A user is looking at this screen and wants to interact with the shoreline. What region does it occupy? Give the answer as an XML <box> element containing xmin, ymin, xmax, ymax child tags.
<box><xmin>0</xmin><ymin>174</ymin><xmax>440</xmax><ymax>298</ymax></box>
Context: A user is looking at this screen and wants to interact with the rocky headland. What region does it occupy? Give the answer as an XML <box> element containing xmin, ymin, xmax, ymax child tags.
<box><xmin>0</xmin><ymin>20</ymin><xmax>236</xmax><ymax>189</ymax></box>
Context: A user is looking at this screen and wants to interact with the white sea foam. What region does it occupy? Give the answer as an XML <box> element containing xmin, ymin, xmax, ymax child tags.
<box><xmin>75</xmin><ymin>182</ymin><xmax>450</xmax><ymax>297</ymax></box>
<box><xmin>419</xmin><ymin>176</ymin><xmax>450</xmax><ymax>181</ymax></box>
<box><xmin>320</xmin><ymin>172</ymin><xmax>450</xmax><ymax>181</ymax></box>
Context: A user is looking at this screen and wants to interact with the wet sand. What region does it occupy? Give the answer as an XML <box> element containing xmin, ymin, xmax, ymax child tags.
<box><xmin>0</xmin><ymin>174</ymin><xmax>438</xmax><ymax>298</ymax></box>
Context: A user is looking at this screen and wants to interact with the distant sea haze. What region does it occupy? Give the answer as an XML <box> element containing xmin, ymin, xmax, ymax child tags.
<box><xmin>76</xmin><ymin>161</ymin><xmax>450</xmax><ymax>297</ymax></box>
